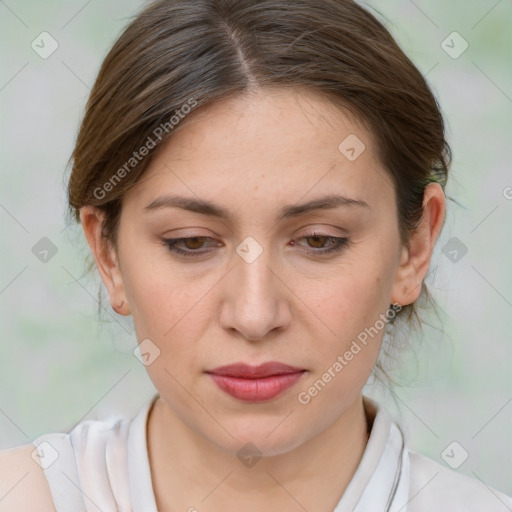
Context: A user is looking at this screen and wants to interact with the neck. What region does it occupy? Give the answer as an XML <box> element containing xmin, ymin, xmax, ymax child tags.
<box><xmin>147</xmin><ymin>395</ymin><xmax>369</xmax><ymax>512</ymax></box>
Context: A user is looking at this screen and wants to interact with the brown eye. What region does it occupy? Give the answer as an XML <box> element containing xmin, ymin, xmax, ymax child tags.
<box><xmin>293</xmin><ymin>233</ymin><xmax>349</xmax><ymax>255</ymax></box>
<box><xmin>162</xmin><ymin>237</ymin><xmax>222</xmax><ymax>257</ymax></box>
<box><xmin>182</xmin><ymin>237</ymin><xmax>207</xmax><ymax>250</ymax></box>
<box><xmin>306</xmin><ymin>235</ymin><xmax>330</xmax><ymax>249</ymax></box>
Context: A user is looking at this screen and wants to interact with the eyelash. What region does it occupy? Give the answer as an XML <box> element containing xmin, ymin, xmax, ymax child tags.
<box><xmin>161</xmin><ymin>232</ymin><xmax>349</xmax><ymax>258</ymax></box>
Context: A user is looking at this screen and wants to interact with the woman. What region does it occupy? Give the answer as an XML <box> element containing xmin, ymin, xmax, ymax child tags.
<box><xmin>1</xmin><ymin>0</ymin><xmax>510</xmax><ymax>510</ymax></box>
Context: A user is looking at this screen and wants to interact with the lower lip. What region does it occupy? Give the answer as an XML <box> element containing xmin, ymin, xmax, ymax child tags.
<box><xmin>208</xmin><ymin>372</ymin><xmax>305</xmax><ymax>402</ymax></box>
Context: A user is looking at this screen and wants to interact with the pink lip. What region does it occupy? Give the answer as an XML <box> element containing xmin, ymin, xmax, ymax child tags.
<box><xmin>206</xmin><ymin>362</ymin><xmax>306</xmax><ymax>402</ymax></box>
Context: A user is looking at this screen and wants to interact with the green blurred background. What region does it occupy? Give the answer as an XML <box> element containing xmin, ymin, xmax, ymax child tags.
<box><xmin>1</xmin><ymin>0</ymin><xmax>511</xmax><ymax>496</ymax></box>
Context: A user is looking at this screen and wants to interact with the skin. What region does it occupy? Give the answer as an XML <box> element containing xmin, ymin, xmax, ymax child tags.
<box><xmin>80</xmin><ymin>87</ymin><xmax>445</xmax><ymax>512</ymax></box>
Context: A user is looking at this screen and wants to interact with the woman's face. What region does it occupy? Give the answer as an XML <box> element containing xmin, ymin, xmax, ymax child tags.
<box><xmin>95</xmin><ymin>88</ymin><xmax>417</xmax><ymax>455</ymax></box>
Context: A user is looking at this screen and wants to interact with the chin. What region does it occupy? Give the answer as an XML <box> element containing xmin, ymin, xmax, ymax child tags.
<box><xmin>205</xmin><ymin>415</ymin><xmax>309</xmax><ymax>458</ymax></box>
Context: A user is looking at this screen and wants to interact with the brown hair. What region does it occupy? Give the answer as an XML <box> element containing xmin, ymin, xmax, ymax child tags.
<box><xmin>64</xmin><ymin>0</ymin><xmax>452</xmax><ymax>379</ymax></box>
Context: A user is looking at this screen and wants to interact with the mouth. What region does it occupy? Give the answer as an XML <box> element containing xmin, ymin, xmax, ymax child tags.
<box><xmin>205</xmin><ymin>362</ymin><xmax>306</xmax><ymax>402</ymax></box>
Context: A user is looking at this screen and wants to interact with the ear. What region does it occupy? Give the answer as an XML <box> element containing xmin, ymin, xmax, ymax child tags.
<box><xmin>79</xmin><ymin>206</ymin><xmax>131</xmax><ymax>316</ymax></box>
<box><xmin>391</xmin><ymin>183</ymin><xmax>446</xmax><ymax>306</ymax></box>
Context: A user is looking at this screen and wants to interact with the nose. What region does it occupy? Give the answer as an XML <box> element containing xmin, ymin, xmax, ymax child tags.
<box><xmin>219</xmin><ymin>245</ymin><xmax>292</xmax><ymax>342</ymax></box>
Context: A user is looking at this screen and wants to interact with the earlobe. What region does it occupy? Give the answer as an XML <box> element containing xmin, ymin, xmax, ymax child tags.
<box><xmin>391</xmin><ymin>244</ymin><xmax>418</xmax><ymax>307</ymax></box>
<box><xmin>79</xmin><ymin>206</ymin><xmax>131</xmax><ymax>316</ymax></box>
<box><xmin>391</xmin><ymin>183</ymin><xmax>446</xmax><ymax>306</ymax></box>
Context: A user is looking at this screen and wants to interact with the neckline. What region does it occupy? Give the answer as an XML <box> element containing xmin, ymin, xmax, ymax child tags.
<box><xmin>128</xmin><ymin>393</ymin><xmax>160</xmax><ymax>512</ymax></box>
<box><xmin>128</xmin><ymin>393</ymin><xmax>408</xmax><ymax>512</ymax></box>
<box><xmin>333</xmin><ymin>396</ymin><xmax>408</xmax><ymax>511</ymax></box>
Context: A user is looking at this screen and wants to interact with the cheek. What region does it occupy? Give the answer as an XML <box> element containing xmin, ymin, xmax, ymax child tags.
<box><xmin>129</xmin><ymin>279</ymin><xmax>205</xmax><ymax>339</ymax></box>
<box><xmin>317</xmin><ymin>260</ymin><xmax>392</xmax><ymax>331</ymax></box>
<box><xmin>305</xmin><ymin>250</ymin><xmax>396</xmax><ymax>370</ymax></box>
<box><xmin>120</xmin><ymin>245</ymin><xmax>184</xmax><ymax>333</ymax></box>
<box><xmin>122</xmin><ymin>248</ymin><xmax>221</xmax><ymax>356</ymax></box>
<box><xmin>296</xmin><ymin>270</ymin><xmax>389</xmax><ymax>413</ymax></box>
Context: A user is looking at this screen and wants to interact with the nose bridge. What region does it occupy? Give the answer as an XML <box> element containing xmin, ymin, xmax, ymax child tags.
<box><xmin>234</xmin><ymin>237</ymin><xmax>277</xmax><ymax>307</ymax></box>
<box><xmin>220</xmin><ymin>236</ymin><xmax>287</xmax><ymax>340</ymax></box>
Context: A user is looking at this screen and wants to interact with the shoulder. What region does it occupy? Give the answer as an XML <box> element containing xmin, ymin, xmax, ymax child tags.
<box><xmin>407</xmin><ymin>450</ymin><xmax>512</xmax><ymax>512</ymax></box>
<box><xmin>0</xmin><ymin>443</ymin><xmax>56</xmax><ymax>512</ymax></box>
<box><xmin>0</xmin><ymin>416</ymin><xmax>128</xmax><ymax>512</ymax></box>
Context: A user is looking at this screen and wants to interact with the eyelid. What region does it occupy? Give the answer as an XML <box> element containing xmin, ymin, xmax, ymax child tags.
<box><xmin>161</xmin><ymin>227</ymin><xmax>346</xmax><ymax>245</ymax></box>
<box><xmin>161</xmin><ymin>231</ymin><xmax>349</xmax><ymax>258</ymax></box>
<box><xmin>301</xmin><ymin>227</ymin><xmax>347</xmax><ymax>237</ymax></box>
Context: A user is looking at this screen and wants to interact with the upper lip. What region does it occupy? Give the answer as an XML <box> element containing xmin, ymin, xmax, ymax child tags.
<box><xmin>206</xmin><ymin>362</ymin><xmax>305</xmax><ymax>379</ymax></box>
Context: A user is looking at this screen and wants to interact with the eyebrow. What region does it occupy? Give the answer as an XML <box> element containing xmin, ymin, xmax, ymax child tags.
<box><xmin>143</xmin><ymin>193</ymin><xmax>370</xmax><ymax>223</ymax></box>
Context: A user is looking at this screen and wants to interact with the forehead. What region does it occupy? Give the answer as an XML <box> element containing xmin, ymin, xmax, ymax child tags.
<box><xmin>123</xmin><ymin>88</ymin><xmax>395</xmax><ymax>219</ymax></box>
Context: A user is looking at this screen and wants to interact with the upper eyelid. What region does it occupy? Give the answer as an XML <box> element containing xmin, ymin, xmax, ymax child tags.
<box><xmin>163</xmin><ymin>233</ymin><xmax>348</xmax><ymax>250</ymax></box>
<box><xmin>164</xmin><ymin>226</ymin><xmax>348</xmax><ymax>238</ymax></box>
<box><xmin>166</xmin><ymin>231</ymin><xmax>345</xmax><ymax>243</ymax></box>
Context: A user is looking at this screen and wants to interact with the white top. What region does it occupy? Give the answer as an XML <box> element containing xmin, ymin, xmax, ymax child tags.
<box><xmin>31</xmin><ymin>393</ymin><xmax>512</xmax><ymax>512</ymax></box>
